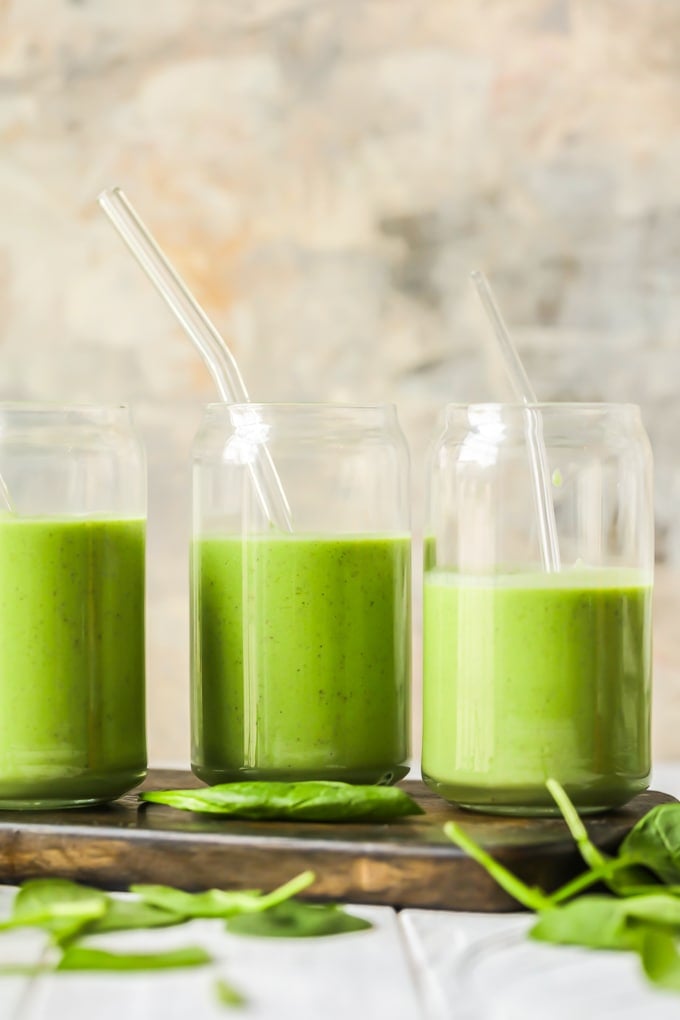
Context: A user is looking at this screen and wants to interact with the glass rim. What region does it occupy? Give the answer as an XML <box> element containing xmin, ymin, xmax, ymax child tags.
<box><xmin>444</xmin><ymin>401</ymin><xmax>641</xmax><ymax>413</ymax></box>
<box><xmin>0</xmin><ymin>402</ymin><xmax>130</xmax><ymax>413</ymax></box>
<box><xmin>203</xmin><ymin>401</ymin><xmax>398</xmax><ymax>412</ymax></box>
<box><xmin>201</xmin><ymin>402</ymin><xmax>403</xmax><ymax>430</ymax></box>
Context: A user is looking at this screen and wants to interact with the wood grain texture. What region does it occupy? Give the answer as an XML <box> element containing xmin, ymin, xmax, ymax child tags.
<box><xmin>0</xmin><ymin>771</ymin><xmax>673</xmax><ymax>912</ymax></box>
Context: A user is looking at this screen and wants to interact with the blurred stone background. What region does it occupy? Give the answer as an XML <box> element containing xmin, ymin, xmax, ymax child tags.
<box><xmin>0</xmin><ymin>0</ymin><xmax>679</xmax><ymax>765</ymax></box>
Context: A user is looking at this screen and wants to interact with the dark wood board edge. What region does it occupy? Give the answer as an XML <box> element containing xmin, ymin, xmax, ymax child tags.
<box><xmin>0</xmin><ymin>823</ymin><xmax>585</xmax><ymax>912</ymax></box>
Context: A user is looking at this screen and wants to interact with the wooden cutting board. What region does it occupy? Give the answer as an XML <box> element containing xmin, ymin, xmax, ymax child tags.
<box><xmin>0</xmin><ymin>770</ymin><xmax>672</xmax><ymax>912</ymax></box>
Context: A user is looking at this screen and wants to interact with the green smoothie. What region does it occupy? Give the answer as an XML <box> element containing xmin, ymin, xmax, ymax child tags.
<box><xmin>0</xmin><ymin>515</ymin><xmax>146</xmax><ymax>808</ymax></box>
<box><xmin>422</xmin><ymin>567</ymin><xmax>652</xmax><ymax>813</ymax></box>
<box><xmin>192</xmin><ymin>533</ymin><xmax>411</xmax><ymax>784</ymax></box>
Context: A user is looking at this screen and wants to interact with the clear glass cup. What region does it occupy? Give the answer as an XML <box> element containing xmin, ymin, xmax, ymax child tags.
<box><xmin>191</xmin><ymin>403</ymin><xmax>411</xmax><ymax>785</ymax></box>
<box><xmin>0</xmin><ymin>404</ymin><xmax>147</xmax><ymax>809</ymax></box>
<box><xmin>421</xmin><ymin>403</ymin><xmax>653</xmax><ymax>815</ymax></box>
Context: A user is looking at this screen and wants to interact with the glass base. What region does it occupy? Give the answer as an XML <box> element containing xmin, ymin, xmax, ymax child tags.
<box><xmin>457</xmin><ymin>801</ymin><xmax>612</xmax><ymax>818</ymax></box>
<box><xmin>192</xmin><ymin>762</ymin><xmax>410</xmax><ymax>787</ymax></box>
<box><xmin>423</xmin><ymin>773</ymin><xmax>649</xmax><ymax>817</ymax></box>
<box><xmin>0</xmin><ymin>767</ymin><xmax>147</xmax><ymax>810</ymax></box>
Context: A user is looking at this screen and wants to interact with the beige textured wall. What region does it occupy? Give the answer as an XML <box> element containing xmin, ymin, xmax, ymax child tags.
<box><xmin>1</xmin><ymin>0</ymin><xmax>679</xmax><ymax>765</ymax></box>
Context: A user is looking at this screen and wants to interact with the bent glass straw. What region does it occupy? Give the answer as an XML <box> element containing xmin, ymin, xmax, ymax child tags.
<box><xmin>98</xmin><ymin>187</ymin><xmax>292</xmax><ymax>532</ymax></box>
<box><xmin>471</xmin><ymin>269</ymin><xmax>561</xmax><ymax>572</ymax></box>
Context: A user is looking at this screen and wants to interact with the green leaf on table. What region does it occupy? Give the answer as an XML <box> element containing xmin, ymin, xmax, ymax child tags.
<box><xmin>226</xmin><ymin>900</ymin><xmax>372</xmax><ymax>939</ymax></box>
<box><xmin>131</xmin><ymin>886</ymin><xmax>261</xmax><ymax>920</ymax></box>
<box><xmin>85</xmin><ymin>898</ymin><xmax>186</xmax><ymax>935</ymax></box>
<box><xmin>141</xmin><ymin>781</ymin><xmax>423</xmax><ymax>822</ymax></box>
<box><xmin>442</xmin><ymin>780</ymin><xmax>680</xmax><ymax>998</ymax></box>
<box><xmin>131</xmin><ymin>870</ymin><xmax>315</xmax><ymax>919</ymax></box>
<box><xmin>617</xmin><ymin>893</ymin><xmax>680</xmax><ymax>928</ymax></box>
<box><xmin>214</xmin><ymin>977</ymin><xmax>246</xmax><ymax>1007</ymax></box>
<box><xmin>57</xmin><ymin>945</ymin><xmax>212</xmax><ymax>972</ymax></box>
<box><xmin>532</xmin><ymin>892</ymin><xmax>680</xmax><ymax>951</ymax></box>
<box><xmin>0</xmin><ymin>879</ymin><xmax>109</xmax><ymax>943</ymax></box>
<box><xmin>619</xmin><ymin>803</ymin><xmax>680</xmax><ymax>885</ymax></box>
<box><xmin>531</xmin><ymin>896</ymin><xmax>644</xmax><ymax>951</ymax></box>
<box><xmin>639</xmin><ymin>928</ymin><xmax>680</xmax><ymax>991</ymax></box>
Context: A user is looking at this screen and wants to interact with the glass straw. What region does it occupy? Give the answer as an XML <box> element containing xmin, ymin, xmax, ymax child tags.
<box><xmin>97</xmin><ymin>187</ymin><xmax>292</xmax><ymax>532</ymax></box>
<box><xmin>0</xmin><ymin>414</ymin><xmax>12</xmax><ymax>511</ymax></box>
<box><xmin>0</xmin><ymin>474</ymin><xmax>12</xmax><ymax>512</ymax></box>
<box><xmin>471</xmin><ymin>269</ymin><xmax>561</xmax><ymax>572</ymax></box>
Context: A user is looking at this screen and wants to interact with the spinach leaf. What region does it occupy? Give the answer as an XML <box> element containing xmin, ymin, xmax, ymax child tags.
<box><xmin>605</xmin><ymin>865</ymin><xmax>664</xmax><ymax>898</ymax></box>
<box><xmin>0</xmin><ymin>880</ymin><xmax>188</xmax><ymax>945</ymax></box>
<box><xmin>546</xmin><ymin>779</ymin><xmax>608</xmax><ymax>871</ymax></box>
<box><xmin>617</xmin><ymin>893</ymin><xmax>680</xmax><ymax>927</ymax></box>
<box><xmin>57</xmin><ymin>945</ymin><xmax>211</xmax><ymax>971</ymax></box>
<box><xmin>214</xmin><ymin>978</ymin><xmax>246</xmax><ymax>1007</ymax></box>
<box><xmin>254</xmin><ymin>870</ymin><xmax>316</xmax><ymax>910</ymax></box>
<box><xmin>443</xmin><ymin>821</ymin><xmax>550</xmax><ymax>912</ymax></box>
<box><xmin>141</xmin><ymin>781</ymin><xmax>423</xmax><ymax>822</ymax></box>
<box><xmin>639</xmin><ymin>928</ymin><xmax>680</xmax><ymax>991</ymax></box>
<box><xmin>620</xmin><ymin>804</ymin><xmax>680</xmax><ymax>885</ymax></box>
<box><xmin>448</xmin><ymin>782</ymin><xmax>680</xmax><ymax>999</ymax></box>
<box><xmin>546</xmin><ymin>780</ymin><xmax>661</xmax><ymax>898</ymax></box>
<box><xmin>85</xmin><ymin>898</ymin><xmax>185</xmax><ymax>935</ymax></box>
<box><xmin>547</xmin><ymin>856</ymin><xmax>640</xmax><ymax>906</ymax></box>
<box><xmin>531</xmin><ymin>893</ymin><xmax>680</xmax><ymax>951</ymax></box>
<box><xmin>226</xmin><ymin>900</ymin><xmax>372</xmax><ymax>939</ymax></box>
<box><xmin>0</xmin><ymin>879</ymin><xmax>109</xmax><ymax>943</ymax></box>
<box><xmin>530</xmin><ymin>896</ymin><xmax>641</xmax><ymax>951</ymax></box>
<box><xmin>131</xmin><ymin>870</ymin><xmax>315</xmax><ymax>920</ymax></box>
<box><xmin>131</xmin><ymin>886</ymin><xmax>263</xmax><ymax>920</ymax></box>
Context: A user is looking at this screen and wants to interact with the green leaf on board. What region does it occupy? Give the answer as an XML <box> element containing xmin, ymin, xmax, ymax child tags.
<box><xmin>141</xmin><ymin>780</ymin><xmax>423</xmax><ymax>822</ymax></box>
<box><xmin>131</xmin><ymin>871</ymin><xmax>315</xmax><ymax>920</ymax></box>
<box><xmin>226</xmin><ymin>900</ymin><xmax>372</xmax><ymax>939</ymax></box>
<box><xmin>57</xmin><ymin>945</ymin><xmax>212</xmax><ymax>972</ymax></box>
